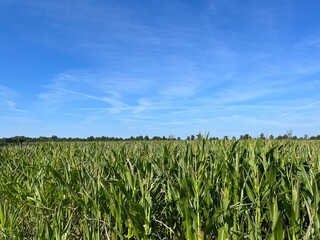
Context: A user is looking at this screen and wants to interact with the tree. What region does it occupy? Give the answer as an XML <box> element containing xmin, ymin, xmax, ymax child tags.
<box><xmin>259</xmin><ymin>133</ymin><xmax>265</xmax><ymax>140</ymax></box>
<box><xmin>87</xmin><ymin>136</ymin><xmax>95</xmax><ymax>141</ymax></box>
<box><xmin>190</xmin><ymin>135</ymin><xmax>195</xmax><ymax>140</ymax></box>
<box><xmin>51</xmin><ymin>135</ymin><xmax>58</xmax><ymax>141</ymax></box>
<box><xmin>39</xmin><ymin>136</ymin><xmax>49</xmax><ymax>142</ymax></box>
<box><xmin>168</xmin><ymin>135</ymin><xmax>175</xmax><ymax>140</ymax></box>
<box><xmin>240</xmin><ymin>134</ymin><xmax>251</xmax><ymax>140</ymax></box>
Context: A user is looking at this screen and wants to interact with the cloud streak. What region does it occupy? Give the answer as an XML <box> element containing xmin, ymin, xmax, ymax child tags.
<box><xmin>277</xmin><ymin>100</ymin><xmax>320</xmax><ymax>118</ymax></box>
<box><xmin>0</xmin><ymin>85</ymin><xmax>29</xmax><ymax>113</ymax></box>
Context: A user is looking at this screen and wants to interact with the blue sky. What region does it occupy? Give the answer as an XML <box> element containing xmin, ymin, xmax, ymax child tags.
<box><xmin>1</xmin><ymin>0</ymin><xmax>320</xmax><ymax>138</ymax></box>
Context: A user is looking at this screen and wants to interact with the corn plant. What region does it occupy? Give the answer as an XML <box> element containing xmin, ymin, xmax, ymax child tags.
<box><xmin>0</xmin><ymin>139</ymin><xmax>320</xmax><ymax>239</ymax></box>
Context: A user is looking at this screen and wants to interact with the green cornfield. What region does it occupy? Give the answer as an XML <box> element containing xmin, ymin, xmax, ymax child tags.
<box><xmin>1</xmin><ymin>139</ymin><xmax>320</xmax><ymax>239</ymax></box>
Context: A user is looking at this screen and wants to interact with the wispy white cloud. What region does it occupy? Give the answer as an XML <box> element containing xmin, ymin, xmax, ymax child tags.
<box><xmin>36</xmin><ymin>61</ymin><xmax>320</xmax><ymax>136</ymax></box>
<box><xmin>37</xmin><ymin>68</ymin><xmax>202</xmax><ymax>113</ymax></box>
<box><xmin>276</xmin><ymin>100</ymin><xmax>320</xmax><ymax>118</ymax></box>
<box><xmin>0</xmin><ymin>84</ymin><xmax>28</xmax><ymax>113</ymax></box>
<box><xmin>39</xmin><ymin>86</ymin><xmax>128</xmax><ymax>115</ymax></box>
<box><xmin>0</xmin><ymin>84</ymin><xmax>15</xmax><ymax>108</ymax></box>
<box><xmin>159</xmin><ymin>83</ymin><xmax>198</xmax><ymax>99</ymax></box>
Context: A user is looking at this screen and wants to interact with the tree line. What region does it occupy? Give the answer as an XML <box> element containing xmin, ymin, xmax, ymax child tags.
<box><xmin>1</xmin><ymin>132</ymin><xmax>320</xmax><ymax>145</ymax></box>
